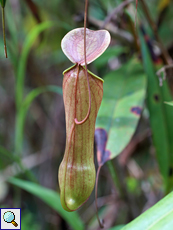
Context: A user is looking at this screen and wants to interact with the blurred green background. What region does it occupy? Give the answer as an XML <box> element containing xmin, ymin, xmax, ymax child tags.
<box><xmin>1</xmin><ymin>0</ymin><xmax>173</xmax><ymax>229</ymax></box>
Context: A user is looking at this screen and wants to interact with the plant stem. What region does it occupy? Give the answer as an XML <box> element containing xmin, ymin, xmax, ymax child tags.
<box><xmin>95</xmin><ymin>165</ymin><xmax>104</xmax><ymax>228</ymax></box>
<box><xmin>15</xmin><ymin>109</ymin><xmax>26</xmax><ymax>155</ymax></box>
<box><xmin>106</xmin><ymin>160</ymin><xmax>125</xmax><ymax>198</ymax></box>
<box><xmin>101</xmin><ymin>0</ymin><xmax>134</xmax><ymax>29</ymax></box>
<box><xmin>2</xmin><ymin>7</ymin><xmax>7</xmax><ymax>58</ymax></box>
<box><xmin>107</xmin><ymin>159</ymin><xmax>140</xmax><ymax>218</ymax></box>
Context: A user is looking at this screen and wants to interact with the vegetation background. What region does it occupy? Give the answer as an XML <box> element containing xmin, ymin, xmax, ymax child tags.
<box><xmin>0</xmin><ymin>0</ymin><xmax>173</xmax><ymax>229</ymax></box>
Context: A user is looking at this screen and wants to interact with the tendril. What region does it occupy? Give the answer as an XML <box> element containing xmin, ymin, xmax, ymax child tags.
<box><xmin>74</xmin><ymin>0</ymin><xmax>91</xmax><ymax>125</ymax></box>
<box><xmin>95</xmin><ymin>165</ymin><xmax>104</xmax><ymax>228</ymax></box>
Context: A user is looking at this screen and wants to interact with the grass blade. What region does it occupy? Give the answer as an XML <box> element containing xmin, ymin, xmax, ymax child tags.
<box><xmin>8</xmin><ymin>178</ymin><xmax>84</xmax><ymax>230</ymax></box>
<box><xmin>121</xmin><ymin>191</ymin><xmax>173</xmax><ymax>230</ymax></box>
<box><xmin>139</xmin><ymin>32</ymin><xmax>173</xmax><ymax>189</ymax></box>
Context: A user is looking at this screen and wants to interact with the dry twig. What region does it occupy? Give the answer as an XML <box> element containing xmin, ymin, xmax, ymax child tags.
<box><xmin>101</xmin><ymin>0</ymin><xmax>135</xmax><ymax>29</ymax></box>
<box><xmin>140</xmin><ymin>0</ymin><xmax>172</xmax><ymax>65</ymax></box>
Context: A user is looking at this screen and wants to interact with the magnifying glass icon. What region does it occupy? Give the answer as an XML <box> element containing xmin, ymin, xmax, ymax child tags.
<box><xmin>3</xmin><ymin>211</ymin><xmax>18</xmax><ymax>227</ymax></box>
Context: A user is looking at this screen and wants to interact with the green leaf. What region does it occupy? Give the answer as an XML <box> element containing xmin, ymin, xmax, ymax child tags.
<box><xmin>21</xmin><ymin>211</ymin><xmax>40</xmax><ymax>230</ymax></box>
<box><xmin>96</xmin><ymin>58</ymin><xmax>146</xmax><ymax>163</ymax></box>
<box><xmin>16</xmin><ymin>21</ymin><xmax>55</xmax><ymax>109</ymax></box>
<box><xmin>0</xmin><ymin>145</ymin><xmax>17</xmax><ymax>162</ymax></box>
<box><xmin>0</xmin><ymin>0</ymin><xmax>6</xmax><ymax>8</ymax></box>
<box><xmin>14</xmin><ymin>21</ymin><xmax>59</xmax><ymax>154</ymax></box>
<box><xmin>8</xmin><ymin>178</ymin><xmax>84</xmax><ymax>230</ymax></box>
<box><xmin>0</xmin><ymin>146</ymin><xmax>37</xmax><ymax>182</ymax></box>
<box><xmin>94</xmin><ymin>46</ymin><xmax>126</xmax><ymax>69</ymax></box>
<box><xmin>15</xmin><ymin>85</ymin><xmax>62</xmax><ymax>155</ymax></box>
<box><xmin>165</xmin><ymin>101</ymin><xmax>173</xmax><ymax>106</ymax></box>
<box><xmin>139</xmin><ymin>32</ymin><xmax>173</xmax><ymax>189</ymax></box>
<box><xmin>159</xmin><ymin>2</ymin><xmax>173</xmax><ymax>47</ymax></box>
<box><xmin>160</xmin><ymin>80</ymin><xmax>173</xmax><ymax>191</ymax></box>
<box><xmin>22</xmin><ymin>85</ymin><xmax>62</xmax><ymax>112</ymax></box>
<box><xmin>121</xmin><ymin>191</ymin><xmax>173</xmax><ymax>230</ymax></box>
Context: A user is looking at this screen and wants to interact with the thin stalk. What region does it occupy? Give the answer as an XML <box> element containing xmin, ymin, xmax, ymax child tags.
<box><xmin>106</xmin><ymin>160</ymin><xmax>125</xmax><ymax>198</ymax></box>
<box><xmin>74</xmin><ymin>0</ymin><xmax>91</xmax><ymax>125</ymax></box>
<box><xmin>15</xmin><ymin>108</ymin><xmax>26</xmax><ymax>155</ymax></box>
<box><xmin>101</xmin><ymin>0</ymin><xmax>134</xmax><ymax>29</ymax></box>
<box><xmin>95</xmin><ymin>165</ymin><xmax>104</xmax><ymax>228</ymax></box>
<box><xmin>107</xmin><ymin>159</ymin><xmax>140</xmax><ymax>218</ymax></box>
<box><xmin>135</xmin><ymin>0</ymin><xmax>138</xmax><ymax>28</ymax></box>
<box><xmin>95</xmin><ymin>160</ymin><xmax>126</xmax><ymax>227</ymax></box>
<box><xmin>2</xmin><ymin>7</ymin><xmax>7</xmax><ymax>58</ymax></box>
